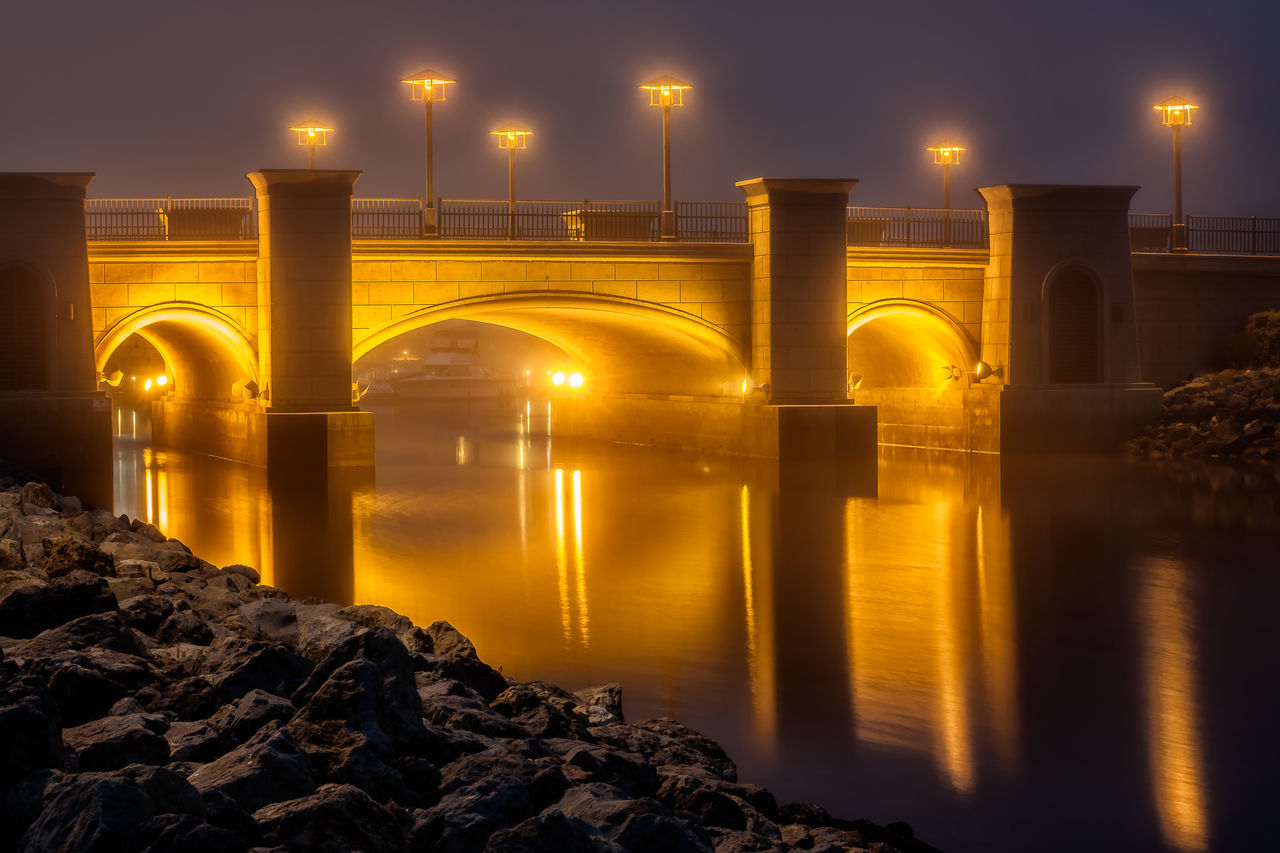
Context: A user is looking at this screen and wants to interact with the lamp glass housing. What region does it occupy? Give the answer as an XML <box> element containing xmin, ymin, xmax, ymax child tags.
<box><xmin>290</xmin><ymin>126</ymin><xmax>333</xmax><ymax>146</ymax></box>
<box><xmin>1154</xmin><ymin>98</ymin><xmax>1198</xmax><ymax>127</ymax></box>
<box><xmin>927</xmin><ymin>143</ymin><xmax>965</xmax><ymax>166</ymax></box>
<box><xmin>640</xmin><ymin>75</ymin><xmax>692</xmax><ymax>107</ymax></box>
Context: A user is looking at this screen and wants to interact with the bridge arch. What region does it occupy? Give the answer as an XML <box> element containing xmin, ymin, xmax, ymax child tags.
<box><xmin>95</xmin><ymin>302</ymin><xmax>258</xmax><ymax>403</ymax></box>
<box><xmin>846</xmin><ymin>300</ymin><xmax>979</xmax><ymax>389</ymax></box>
<box><xmin>355</xmin><ymin>293</ymin><xmax>751</xmax><ymax>397</ymax></box>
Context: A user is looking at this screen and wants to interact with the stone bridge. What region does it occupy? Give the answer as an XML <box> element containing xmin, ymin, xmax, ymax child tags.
<box><xmin>11</xmin><ymin>168</ymin><xmax>1280</xmax><ymax>495</ymax></box>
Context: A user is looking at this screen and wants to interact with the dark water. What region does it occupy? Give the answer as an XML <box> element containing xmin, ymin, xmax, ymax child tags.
<box><xmin>112</xmin><ymin>400</ymin><xmax>1280</xmax><ymax>853</ymax></box>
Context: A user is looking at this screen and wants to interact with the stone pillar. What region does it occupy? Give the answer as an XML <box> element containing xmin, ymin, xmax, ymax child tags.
<box><xmin>977</xmin><ymin>184</ymin><xmax>1161</xmax><ymax>451</ymax></box>
<box><xmin>737</xmin><ymin>178</ymin><xmax>856</xmax><ymax>403</ymax></box>
<box><xmin>0</xmin><ymin>173</ymin><xmax>112</xmax><ymax>507</ymax></box>
<box><xmin>247</xmin><ymin>169</ymin><xmax>374</xmax><ymax>467</ymax></box>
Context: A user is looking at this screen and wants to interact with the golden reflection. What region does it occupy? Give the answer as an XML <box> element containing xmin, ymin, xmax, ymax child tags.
<box><xmin>554</xmin><ymin>468</ymin><xmax>572</xmax><ymax>642</ymax></box>
<box><xmin>739</xmin><ymin>485</ymin><xmax>777</xmax><ymax>753</ymax></box>
<box><xmin>1140</xmin><ymin>556</ymin><xmax>1209</xmax><ymax>853</ymax></box>
<box><xmin>844</xmin><ymin>457</ymin><xmax>1020</xmax><ymax>795</ymax></box>
<box><xmin>156</xmin><ymin>468</ymin><xmax>169</xmax><ymax>532</ymax></box>
<box><xmin>572</xmin><ymin>470</ymin><xmax>589</xmax><ymax>643</ymax></box>
<box><xmin>143</xmin><ymin>448</ymin><xmax>154</xmax><ymax>525</ymax></box>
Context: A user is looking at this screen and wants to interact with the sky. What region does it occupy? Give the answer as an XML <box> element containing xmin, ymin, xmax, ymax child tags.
<box><xmin>3</xmin><ymin>0</ymin><xmax>1278</xmax><ymax>215</ymax></box>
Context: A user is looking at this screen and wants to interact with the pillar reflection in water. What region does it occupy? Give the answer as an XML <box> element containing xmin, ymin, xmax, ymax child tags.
<box><xmin>739</xmin><ymin>484</ymin><xmax>778</xmax><ymax>755</ymax></box>
<box><xmin>843</xmin><ymin>450</ymin><xmax>1019</xmax><ymax>795</ymax></box>
<box><xmin>1139</xmin><ymin>556</ymin><xmax>1209</xmax><ymax>853</ymax></box>
<box><xmin>553</xmin><ymin>467</ymin><xmax>590</xmax><ymax>648</ymax></box>
<box><xmin>267</xmin><ymin>464</ymin><xmax>370</xmax><ymax>606</ymax></box>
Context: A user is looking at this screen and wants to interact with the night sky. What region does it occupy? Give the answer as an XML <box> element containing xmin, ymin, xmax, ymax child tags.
<box><xmin>4</xmin><ymin>0</ymin><xmax>1277</xmax><ymax>215</ymax></box>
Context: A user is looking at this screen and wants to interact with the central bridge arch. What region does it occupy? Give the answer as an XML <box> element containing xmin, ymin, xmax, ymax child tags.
<box><xmin>354</xmin><ymin>293</ymin><xmax>751</xmax><ymax>398</ymax></box>
<box><xmin>847</xmin><ymin>300</ymin><xmax>979</xmax><ymax>389</ymax></box>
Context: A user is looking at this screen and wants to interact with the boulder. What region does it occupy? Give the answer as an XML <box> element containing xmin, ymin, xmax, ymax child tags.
<box><xmin>484</xmin><ymin>809</ymin><xmax>621</xmax><ymax>852</ymax></box>
<box><xmin>18</xmin><ymin>482</ymin><xmax>55</xmax><ymax>509</ymax></box>
<box><xmin>41</xmin><ymin>536</ymin><xmax>115</xmax><ymax>578</ymax></box>
<box><xmin>187</xmin><ymin>721</ymin><xmax>315</xmax><ymax>813</ymax></box>
<box><xmin>0</xmin><ymin>571</ymin><xmax>118</xmax><ymax>638</ymax></box>
<box><xmin>252</xmin><ymin>783</ymin><xmax>409</xmax><ymax>852</ymax></box>
<box><xmin>156</xmin><ymin>609</ymin><xmax>215</xmax><ymax>646</ymax></box>
<box><xmin>63</xmin><ymin>713</ymin><xmax>170</xmax><ymax>771</ymax></box>
<box><xmin>0</xmin><ymin>663</ymin><xmax>64</xmax><ymax>784</ymax></box>
<box><xmin>426</xmin><ymin>619</ymin><xmax>479</xmax><ymax>659</ymax></box>
<box><xmin>209</xmin><ymin>689</ymin><xmax>296</xmax><ymax>743</ymax></box>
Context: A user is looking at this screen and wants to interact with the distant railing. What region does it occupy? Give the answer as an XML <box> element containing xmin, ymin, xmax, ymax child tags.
<box><xmin>846</xmin><ymin>206</ymin><xmax>986</xmax><ymax>249</ymax></box>
<box><xmin>1129</xmin><ymin>214</ymin><xmax>1280</xmax><ymax>255</ymax></box>
<box><xmin>436</xmin><ymin>199</ymin><xmax>660</xmax><ymax>241</ymax></box>
<box><xmin>352</xmin><ymin>198</ymin><xmax>423</xmax><ymax>239</ymax></box>
<box><xmin>85</xmin><ymin>198</ymin><xmax>255</xmax><ymax>240</ymax></box>
<box><xmin>675</xmin><ymin>201</ymin><xmax>749</xmax><ymax>243</ymax></box>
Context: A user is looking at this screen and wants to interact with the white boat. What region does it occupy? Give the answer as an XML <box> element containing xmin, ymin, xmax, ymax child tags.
<box><xmin>390</xmin><ymin>349</ymin><xmax>514</xmax><ymax>400</ymax></box>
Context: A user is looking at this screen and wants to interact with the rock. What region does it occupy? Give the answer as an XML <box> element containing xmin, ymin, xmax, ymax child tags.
<box><xmin>209</xmin><ymin>689</ymin><xmax>296</xmax><ymax>743</ymax></box>
<box><xmin>66</xmin><ymin>511</ymin><xmax>95</xmax><ymax>539</ymax></box>
<box><xmin>38</xmin><ymin>648</ymin><xmax>157</xmax><ymax>725</ymax></box>
<box><xmin>0</xmin><ymin>570</ymin><xmax>118</xmax><ymax>638</ymax></box>
<box><xmin>127</xmin><ymin>813</ymin><xmax>249</xmax><ymax>853</ymax></box>
<box><xmin>553</xmin><ymin>783</ymin><xmax>713</xmax><ymax>853</ymax></box>
<box><xmin>335</xmin><ymin>604</ymin><xmax>433</xmax><ymax>654</ymax></box>
<box><xmin>221</xmin><ymin>564</ymin><xmax>260</xmax><ymax>584</ymax></box>
<box><xmin>19</xmin><ymin>482</ymin><xmax>55</xmax><ymax>509</ymax></box>
<box><xmin>59</xmin><ymin>495</ymin><xmax>83</xmax><ymax>514</ymax></box>
<box><xmin>252</xmin><ymin>783</ymin><xmax>408</xmax><ymax>852</ymax></box>
<box><xmin>63</xmin><ymin>713</ymin><xmax>171</xmax><ymax>771</ymax></box>
<box><xmin>187</xmin><ymin>721</ymin><xmax>315</xmax><ymax>813</ymax></box>
<box><xmin>574</xmin><ymin>682</ymin><xmax>625</xmax><ymax>724</ymax></box>
<box><xmin>593</xmin><ymin>719</ymin><xmax>738</xmax><ymax>782</ymax></box>
<box><xmin>0</xmin><ymin>662</ymin><xmax>64</xmax><ymax>785</ymax></box>
<box><xmin>108</xmin><ymin>696</ymin><xmax>146</xmax><ymax>715</ymax></box>
<box><xmin>137</xmin><ymin>675</ymin><xmax>223</xmax><ymax>720</ymax></box>
<box><xmin>414</xmin><ymin>652</ymin><xmax>510</xmax><ymax>702</ymax></box>
<box><xmin>288</xmin><ymin>629</ymin><xmax>428</xmax><ymax>801</ymax></box>
<box><xmin>545</xmin><ymin>739</ymin><xmax>659</xmax><ymax>797</ymax></box>
<box><xmin>156</xmin><ymin>609</ymin><xmax>215</xmax><ymax>646</ymax></box>
<box><xmin>484</xmin><ymin>809</ymin><xmax>621</xmax><ymax>852</ymax></box>
<box><xmin>166</xmin><ymin>719</ymin><xmax>227</xmax><ymax>762</ymax></box>
<box><xmin>209</xmin><ymin>641</ymin><xmax>314</xmax><ymax>703</ymax></box>
<box><xmin>426</xmin><ymin>619</ymin><xmax>479</xmax><ymax>659</ymax></box>
<box><xmin>233</xmin><ymin>598</ymin><xmax>299</xmax><ymax>644</ymax></box>
<box><xmin>15</xmin><ymin>610</ymin><xmax>144</xmax><ymax>658</ymax></box>
<box><xmin>41</xmin><ymin>535</ymin><xmax>115</xmax><ymax>577</ymax></box>
<box><xmin>119</xmin><ymin>593</ymin><xmax>176</xmax><ymax>634</ymax></box>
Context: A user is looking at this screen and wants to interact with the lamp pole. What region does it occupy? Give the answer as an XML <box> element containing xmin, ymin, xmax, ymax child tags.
<box><xmin>927</xmin><ymin>142</ymin><xmax>964</xmax><ymax>247</ymax></box>
<box><xmin>491</xmin><ymin>124</ymin><xmax>533</xmax><ymax>240</ymax></box>
<box><xmin>641</xmin><ymin>76</ymin><xmax>691</xmax><ymax>240</ymax></box>
<box><xmin>1154</xmin><ymin>97</ymin><xmax>1198</xmax><ymax>251</ymax></box>
<box><xmin>402</xmin><ymin>69</ymin><xmax>455</xmax><ymax>236</ymax></box>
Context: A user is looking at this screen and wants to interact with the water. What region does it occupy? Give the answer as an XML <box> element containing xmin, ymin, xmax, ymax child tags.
<box><xmin>112</xmin><ymin>400</ymin><xmax>1280</xmax><ymax>853</ymax></box>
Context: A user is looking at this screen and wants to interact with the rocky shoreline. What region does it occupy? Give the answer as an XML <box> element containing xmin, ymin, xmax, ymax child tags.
<box><xmin>1126</xmin><ymin>368</ymin><xmax>1280</xmax><ymax>465</ymax></box>
<box><xmin>0</xmin><ymin>474</ymin><xmax>937</xmax><ymax>852</ymax></box>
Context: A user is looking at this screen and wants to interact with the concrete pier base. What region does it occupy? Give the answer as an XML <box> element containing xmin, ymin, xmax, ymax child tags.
<box><xmin>999</xmin><ymin>384</ymin><xmax>1163</xmax><ymax>453</ymax></box>
<box><xmin>548</xmin><ymin>393</ymin><xmax>876</xmax><ymax>462</ymax></box>
<box><xmin>151</xmin><ymin>398</ymin><xmax>374</xmax><ymax>468</ymax></box>
<box><xmin>0</xmin><ymin>393</ymin><xmax>112</xmax><ymax>508</ymax></box>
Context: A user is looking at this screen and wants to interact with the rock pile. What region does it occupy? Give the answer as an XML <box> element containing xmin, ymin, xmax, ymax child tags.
<box><xmin>0</xmin><ymin>478</ymin><xmax>937</xmax><ymax>852</ymax></box>
<box><xmin>1126</xmin><ymin>368</ymin><xmax>1280</xmax><ymax>463</ymax></box>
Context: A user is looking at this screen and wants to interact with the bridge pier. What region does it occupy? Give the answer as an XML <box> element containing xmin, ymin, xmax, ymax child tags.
<box><xmin>978</xmin><ymin>184</ymin><xmax>1162</xmax><ymax>451</ymax></box>
<box><xmin>0</xmin><ymin>173</ymin><xmax>112</xmax><ymax>507</ymax></box>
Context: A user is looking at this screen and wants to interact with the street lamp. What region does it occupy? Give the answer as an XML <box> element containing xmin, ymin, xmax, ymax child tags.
<box><xmin>401</xmin><ymin>68</ymin><xmax>455</xmax><ymax>235</ymax></box>
<box><xmin>290</xmin><ymin>125</ymin><xmax>333</xmax><ymax>169</ymax></box>
<box><xmin>1153</xmin><ymin>96</ymin><xmax>1198</xmax><ymax>251</ymax></box>
<box><xmin>490</xmin><ymin>123</ymin><xmax>533</xmax><ymax>239</ymax></box>
<box><xmin>927</xmin><ymin>141</ymin><xmax>965</xmax><ymax>246</ymax></box>
<box><xmin>640</xmin><ymin>75</ymin><xmax>692</xmax><ymax>240</ymax></box>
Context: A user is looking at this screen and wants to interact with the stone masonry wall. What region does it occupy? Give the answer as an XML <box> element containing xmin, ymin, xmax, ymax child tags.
<box><xmin>846</xmin><ymin>249</ymin><xmax>987</xmax><ymax>349</ymax></box>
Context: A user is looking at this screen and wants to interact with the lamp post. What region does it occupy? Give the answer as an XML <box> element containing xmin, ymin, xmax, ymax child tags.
<box><xmin>1154</xmin><ymin>96</ymin><xmax>1198</xmax><ymax>251</ymax></box>
<box><xmin>927</xmin><ymin>141</ymin><xmax>965</xmax><ymax>247</ymax></box>
<box><xmin>490</xmin><ymin>123</ymin><xmax>533</xmax><ymax>239</ymax></box>
<box><xmin>401</xmin><ymin>69</ymin><xmax>455</xmax><ymax>236</ymax></box>
<box><xmin>290</xmin><ymin>125</ymin><xmax>333</xmax><ymax>169</ymax></box>
<box><xmin>640</xmin><ymin>75</ymin><xmax>692</xmax><ymax>240</ymax></box>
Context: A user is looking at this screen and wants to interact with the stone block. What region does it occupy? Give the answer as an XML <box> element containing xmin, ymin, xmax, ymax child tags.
<box><xmin>390</xmin><ymin>260</ymin><xmax>436</xmax><ymax>281</ymax></box>
<box><xmin>199</xmin><ymin>261</ymin><xmax>248</xmax><ymax>283</ymax></box>
<box><xmin>593</xmin><ymin>281</ymin><xmax>636</xmax><ymax>299</ymax></box>
<box><xmin>351</xmin><ymin>261</ymin><xmax>390</xmax><ymax>282</ymax></box>
<box><xmin>613</xmin><ymin>262</ymin><xmax>658</xmax><ymax>280</ymax></box>
<box><xmin>414</xmin><ymin>282</ymin><xmax>459</xmax><ymax>303</ymax></box>
<box><xmin>481</xmin><ymin>260</ymin><xmax>527</xmax><ymax>281</ymax></box>
<box><xmin>437</xmin><ymin>260</ymin><xmax>483</xmax><ymax>280</ymax></box>
<box><xmin>105</xmin><ymin>263</ymin><xmax>151</xmax><ymax>284</ymax></box>
<box><xmin>570</xmin><ymin>261</ymin><xmax>614</xmax><ymax>281</ymax></box>
<box><xmin>368</xmin><ymin>282</ymin><xmax>413</xmax><ymax>304</ymax></box>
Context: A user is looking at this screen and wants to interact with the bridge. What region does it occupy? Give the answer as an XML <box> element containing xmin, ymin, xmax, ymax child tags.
<box><xmin>5</xmin><ymin>169</ymin><xmax>1280</xmax><ymax>505</ymax></box>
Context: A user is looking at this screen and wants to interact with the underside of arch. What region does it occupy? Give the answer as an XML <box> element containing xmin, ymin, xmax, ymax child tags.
<box><xmin>95</xmin><ymin>303</ymin><xmax>258</xmax><ymax>403</ymax></box>
<box><xmin>356</xmin><ymin>294</ymin><xmax>751</xmax><ymax>397</ymax></box>
<box><xmin>847</xmin><ymin>301</ymin><xmax>978</xmax><ymax>389</ymax></box>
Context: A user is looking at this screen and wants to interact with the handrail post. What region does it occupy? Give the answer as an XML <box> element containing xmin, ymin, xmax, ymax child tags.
<box><xmin>1251</xmin><ymin>216</ymin><xmax>1257</xmax><ymax>256</ymax></box>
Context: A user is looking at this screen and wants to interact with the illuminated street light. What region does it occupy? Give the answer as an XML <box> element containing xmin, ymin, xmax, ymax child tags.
<box><xmin>640</xmin><ymin>75</ymin><xmax>692</xmax><ymax>240</ymax></box>
<box><xmin>401</xmin><ymin>68</ymin><xmax>455</xmax><ymax>235</ymax></box>
<box><xmin>490</xmin><ymin>123</ymin><xmax>534</xmax><ymax>239</ymax></box>
<box><xmin>289</xmin><ymin>124</ymin><xmax>333</xmax><ymax>169</ymax></box>
<box><xmin>927</xmin><ymin>141</ymin><xmax>966</xmax><ymax>247</ymax></box>
<box><xmin>1154</xmin><ymin>96</ymin><xmax>1198</xmax><ymax>251</ymax></box>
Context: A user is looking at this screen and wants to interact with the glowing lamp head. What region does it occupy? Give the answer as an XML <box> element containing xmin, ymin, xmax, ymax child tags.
<box><xmin>155</xmin><ymin>375</ymin><xmax>168</xmax><ymax>387</ymax></box>
<box><xmin>401</xmin><ymin>68</ymin><xmax>456</xmax><ymax>102</ymax></box>
<box><xmin>144</xmin><ymin>378</ymin><xmax>153</xmax><ymax>392</ymax></box>
<box><xmin>1154</xmin><ymin>96</ymin><xmax>1198</xmax><ymax>127</ymax></box>
<box><xmin>567</xmin><ymin>371</ymin><xmax>584</xmax><ymax>389</ymax></box>
<box><xmin>290</xmin><ymin>125</ymin><xmax>334</xmax><ymax>146</ymax></box>
<box><xmin>552</xmin><ymin>370</ymin><xmax>566</xmax><ymax>387</ymax></box>
<box><xmin>927</xmin><ymin>141</ymin><xmax>966</xmax><ymax>166</ymax></box>
<box><xmin>640</xmin><ymin>74</ymin><xmax>692</xmax><ymax>107</ymax></box>
<box><xmin>491</xmin><ymin>122</ymin><xmax>533</xmax><ymax>150</ymax></box>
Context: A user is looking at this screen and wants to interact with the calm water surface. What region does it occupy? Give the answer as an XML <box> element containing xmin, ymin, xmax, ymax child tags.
<box><xmin>112</xmin><ymin>400</ymin><xmax>1280</xmax><ymax>853</ymax></box>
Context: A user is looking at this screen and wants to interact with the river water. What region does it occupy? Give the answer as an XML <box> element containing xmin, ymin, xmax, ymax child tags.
<box><xmin>111</xmin><ymin>399</ymin><xmax>1280</xmax><ymax>852</ymax></box>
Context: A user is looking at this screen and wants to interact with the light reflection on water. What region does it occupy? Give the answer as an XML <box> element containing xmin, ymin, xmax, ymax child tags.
<box><xmin>111</xmin><ymin>401</ymin><xmax>1280</xmax><ymax>853</ymax></box>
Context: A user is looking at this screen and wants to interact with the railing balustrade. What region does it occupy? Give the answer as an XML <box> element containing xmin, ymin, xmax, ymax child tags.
<box><xmin>846</xmin><ymin>206</ymin><xmax>986</xmax><ymax>249</ymax></box>
<box><xmin>85</xmin><ymin>198</ymin><xmax>255</xmax><ymax>240</ymax></box>
<box><xmin>351</xmin><ymin>198</ymin><xmax>424</xmax><ymax>239</ymax></box>
<box><xmin>1187</xmin><ymin>215</ymin><xmax>1280</xmax><ymax>255</ymax></box>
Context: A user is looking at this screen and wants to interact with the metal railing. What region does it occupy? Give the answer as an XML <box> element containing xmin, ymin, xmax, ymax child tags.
<box><xmin>1129</xmin><ymin>214</ymin><xmax>1280</xmax><ymax>255</ymax></box>
<box><xmin>85</xmin><ymin>198</ymin><xmax>255</xmax><ymax>240</ymax></box>
<box><xmin>675</xmin><ymin>201</ymin><xmax>749</xmax><ymax>243</ymax></box>
<box><xmin>352</xmin><ymin>198</ymin><xmax>424</xmax><ymax>239</ymax></box>
<box><xmin>436</xmin><ymin>199</ymin><xmax>660</xmax><ymax>240</ymax></box>
<box><xmin>1188</xmin><ymin>215</ymin><xmax>1280</xmax><ymax>255</ymax></box>
<box><xmin>846</xmin><ymin>206</ymin><xmax>986</xmax><ymax>249</ymax></box>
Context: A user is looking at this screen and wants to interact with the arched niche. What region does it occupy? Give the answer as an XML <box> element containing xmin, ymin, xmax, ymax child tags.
<box><xmin>1044</xmin><ymin>265</ymin><xmax>1102</xmax><ymax>384</ymax></box>
<box><xmin>0</xmin><ymin>261</ymin><xmax>57</xmax><ymax>391</ymax></box>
